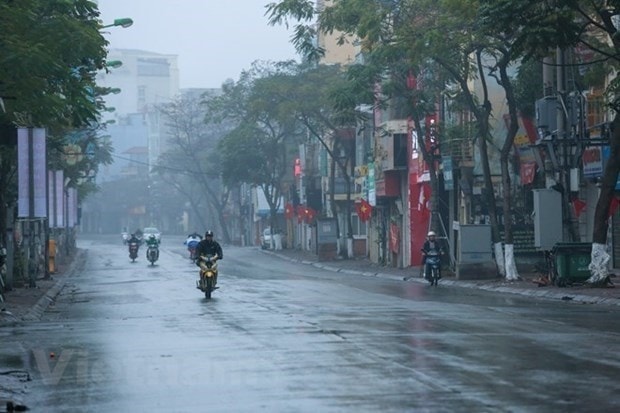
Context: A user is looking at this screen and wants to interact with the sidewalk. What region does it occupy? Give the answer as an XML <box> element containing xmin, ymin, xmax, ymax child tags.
<box><xmin>0</xmin><ymin>249</ymin><xmax>86</xmax><ymax>326</ymax></box>
<box><xmin>263</xmin><ymin>248</ymin><xmax>620</xmax><ymax>307</ymax></box>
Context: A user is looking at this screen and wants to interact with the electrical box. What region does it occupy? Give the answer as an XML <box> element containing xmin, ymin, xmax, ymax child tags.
<box><xmin>533</xmin><ymin>188</ymin><xmax>563</xmax><ymax>250</ymax></box>
<box><xmin>535</xmin><ymin>97</ymin><xmax>558</xmax><ymax>135</ymax></box>
<box><xmin>458</xmin><ymin>225</ymin><xmax>492</xmax><ymax>263</ymax></box>
<box><xmin>317</xmin><ymin>218</ymin><xmax>338</xmax><ymax>244</ymax></box>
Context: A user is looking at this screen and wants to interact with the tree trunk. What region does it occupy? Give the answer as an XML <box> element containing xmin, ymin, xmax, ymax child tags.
<box><xmin>475</xmin><ymin>51</ymin><xmax>502</xmax><ymax>275</ymax></box>
<box><xmin>329</xmin><ymin>152</ymin><xmax>340</xmax><ymax>254</ymax></box>
<box><xmin>499</xmin><ymin>62</ymin><xmax>520</xmax><ymax>281</ymax></box>
<box><xmin>500</xmin><ymin>157</ymin><xmax>519</xmax><ymax>280</ymax></box>
<box><xmin>345</xmin><ymin>171</ymin><xmax>353</xmax><ymax>258</ymax></box>
<box><xmin>589</xmin><ymin>114</ymin><xmax>620</xmax><ymax>285</ymax></box>
<box><xmin>0</xmin><ymin>150</ymin><xmax>14</xmax><ymax>248</ymax></box>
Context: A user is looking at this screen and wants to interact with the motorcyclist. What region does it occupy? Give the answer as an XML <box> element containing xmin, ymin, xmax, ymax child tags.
<box><xmin>196</xmin><ymin>230</ymin><xmax>223</xmax><ymax>286</ymax></box>
<box><xmin>127</xmin><ymin>233</ymin><xmax>141</xmax><ymax>246</ymax></box>
<box><xmin>186</xmin><ymin>231</ymin><xmax>202</xmax><ymax>241</ymax></box>
<box><xmin>184</xmin><ymin>231</ymin><xmax>202</xmax><ymax>260</ymax></box>
<box><xmin>421</xmin><ymin>231</ymin><xmax>443</xmax><ymax>282</ymax></box>
<box><xmin>145</xmin><ymin>234</ymin><xmax>159</xmax><ymax>260</ymax></box>
<box><xmin>195</xmin><ymin>230</ymin><xmax>223</xmax><ymax>260</ymax></box>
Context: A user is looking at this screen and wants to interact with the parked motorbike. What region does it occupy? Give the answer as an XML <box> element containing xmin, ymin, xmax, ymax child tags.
<box><xmin>146</xmin><ymin>244</ymin><xmax>159</xmax><ymax>266</ymax></box>
<box><xmin>128</xmin><ymin>241</ymin><xmax>140</xmax><ymax>262</ymax></box>
<box><xmin>196</xmin><ymin>254</ymin><xmax>219</xmax><ymax>299</ymax></box>
<box><xmin>425</xmin><ymin>251</ymin><xmax>441</xmax><ymax>286</ymax></box>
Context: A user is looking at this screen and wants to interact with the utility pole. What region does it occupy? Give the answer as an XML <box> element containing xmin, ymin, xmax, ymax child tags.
<box><xmin>556</xmin><ymin>48</ymin><xmax>580</xmax><ymax>242</ymax></box>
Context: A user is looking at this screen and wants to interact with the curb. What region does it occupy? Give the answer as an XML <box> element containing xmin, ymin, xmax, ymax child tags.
<box><xmin>21</xmin><ymin>249</ymin><xmax>87</xmax><ymax>322</ymax></box>
<box><xmin>263</xmin><ymin>249</ymin><xmax>620</xmax><ymax>307</ymax></box>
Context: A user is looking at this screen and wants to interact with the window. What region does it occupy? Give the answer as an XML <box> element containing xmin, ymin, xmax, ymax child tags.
<box><xmin>137</xmin><ymin>85</ymin><xmax>146</xmax><ymax>108</ymax></box>
<box><xmin>137</xmin><ymin>58</ymin><xmax>170</xmax><ymax>77</ymax></box>
<box><xmin>352</xmin><ymin>214</ymin><xmax>367</xmax><ymax>237</ymax></box>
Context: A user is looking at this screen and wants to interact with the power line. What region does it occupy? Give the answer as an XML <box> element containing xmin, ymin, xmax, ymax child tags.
<box><xmin>109</xmin><ymin>153</ymin><xmax>215</xmax><ymax>178</ymax></box>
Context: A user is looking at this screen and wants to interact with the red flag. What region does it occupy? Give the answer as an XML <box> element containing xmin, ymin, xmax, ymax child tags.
<box><xmin>572</xmin><ymin>199</ymin><xmax>586</xmax><ymax>218</ymax></box>
<box><xmin>304</xmin><ymin>206</ymin><xmax>316</xmax><ymax>223</ymax></box>
<box><xmin>356</xmin><ymin>198</ymin><xmax>372</xmax><ymax>222</ymax></box>
<box><xmin>609</xmin><ymin>197</ymin><xmax>620</xmax><ymax>217</ymax></box>
<box><xmin>297</xmin><ymin>205</ymin><xmax>306</xmax><ymax>223</ymax></box>
<box><xmin>285</xmin><ymin>203</ymin><xmax>294</xmax><ymax>220</ymax></box>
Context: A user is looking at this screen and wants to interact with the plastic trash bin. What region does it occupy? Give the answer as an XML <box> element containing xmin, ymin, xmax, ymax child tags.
<box><xmin>552</xmin><ymin>242</ymin><xmax>592</xmax><ymax>286</ymax></box>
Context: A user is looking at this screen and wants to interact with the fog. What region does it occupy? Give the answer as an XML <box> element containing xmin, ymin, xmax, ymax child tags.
<box><xmin>97</xmin><ymin>0</ymin><xmax>299</xmax><ymax>88</ymax></box>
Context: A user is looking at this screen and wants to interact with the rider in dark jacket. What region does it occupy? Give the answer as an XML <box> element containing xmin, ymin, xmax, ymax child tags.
<box><xmin>195</xmin><ymin>230</ymin><xmax>223</xmax><ymax>261</ymax></box>
<box><xmin>127</xmin><ymin>233</ymin><xmax>142</xmax><ymax>245</ymax></box>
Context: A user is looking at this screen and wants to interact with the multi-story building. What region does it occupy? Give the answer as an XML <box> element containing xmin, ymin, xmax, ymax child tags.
<box><xmin>98</xmin><ymin>48</ymin><xmax>180</xmax><ymax>168</ymax></box>
<box><xmin>81</xmin><ymin>49</ymin><xmax>179</xmax><ymax>233</ymax></box>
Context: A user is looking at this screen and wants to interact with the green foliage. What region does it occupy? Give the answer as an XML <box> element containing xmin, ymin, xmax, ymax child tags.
<box><xmin>206</xmin><ymin>61</ymin><xmax>302</xmax><ymax>192</ymax></box>
<box><xmin>0</xmin><ymin>0</ymin><xmax>108</xmax><ymax>129</ymax></box>
<box><xmin>513</xmin><ymin>60</ymin><xmax>543</xmax><ymax>118</ymax></box>
<box><xmin>217</xmin><ymin>124</ymin><xmax>278</xmax><ymax>187</ymax></box>
<box><xmin>0</xmin><ymin>0</ymin><xmax>114</xmax><ymax>212</ymax></box>
<box><xmin>266</xmin><ymin>0</ymin><xmax>321</xmax><ymax>62</ymax></box>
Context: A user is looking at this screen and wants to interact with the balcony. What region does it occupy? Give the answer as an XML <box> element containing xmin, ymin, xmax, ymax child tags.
<box><xmin>377</xmin><ymin>120</ymin><xmax>409</xmax><ymax>172</ymax></box>
<box><xmin>326</xmin><ymin>177</ymin><xmax>362</xmax><ymax>201</ymax></box>
<box><xmin>444</xmin><ymin>138</ymin><xmax>474</xmax><ymax>167</ymax></box>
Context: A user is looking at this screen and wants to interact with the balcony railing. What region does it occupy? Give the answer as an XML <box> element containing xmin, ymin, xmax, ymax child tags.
<box><xmin>326</xmin><ymin>177</ymin><xmax>362</xmax><ymax>200</ymax></box>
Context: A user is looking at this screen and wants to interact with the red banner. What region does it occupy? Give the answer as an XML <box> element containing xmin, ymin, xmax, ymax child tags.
<box><xmin>572</xmin><ymin>199</ymin><xmax>586</xmax><ymax>218</ymax></box>
<box><xmin>520</xmin><ymin>162</ymin><xmax>537</xmax><ymax>185</ymax></box>
<box><xmin>409</xmin><ymin>179</ymin><xmax>431</xmax><ymax>266</ymax></box>
<box><xmin>390</xmin><ymin>223</ymin><xmax>400</xmax><ymax>254</ymax></box>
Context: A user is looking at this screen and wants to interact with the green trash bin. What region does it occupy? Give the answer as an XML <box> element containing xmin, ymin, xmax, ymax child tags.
<box><xmin>552</xmin><ymin>243</ymin><xmax>592</xmax><ymax>286</ymax></box>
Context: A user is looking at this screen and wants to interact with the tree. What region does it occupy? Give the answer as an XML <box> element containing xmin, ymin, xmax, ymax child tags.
<box><xmin>267</xmin><ymin>0</ymin><xmax>502</xmax><ymax>266</ymax></box>
<box><xmin>0</xmin><ymin>0</ymin><xmax>111</xmax><ymax>247</ymax></box>
<box><xmin>259</xmin><ymin>63</ymin><xmax>363</xmax><ymax>256</ymax></box>
<box><xmin>560</xmin><ymin>1</ymin><xmax>620</xmax><ymax>286</ymax></box>
<box><xmin>155</xmin><ymin>94</ymin><xmax>232</xmax><ymax>242</ymax></box>
<box><xmin>206</xmin><ymin>61</ymin><xmax>303</xmax><ymax>239</ymax></box>
<box><xmin>491</xmin><ymin>0</ymin><xmax>620</xmax><ymax>286</ymax></box>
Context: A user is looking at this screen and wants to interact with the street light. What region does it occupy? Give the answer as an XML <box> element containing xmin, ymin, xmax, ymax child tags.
<box><xmin>101</xmin><ymin>18</ymin><xmax>133</xmax><ymax>29</ymax></box>
<box><xmin>106</xmin><ymin>60</ymin><xmax>123</xmax><ymax>69</ymax></box>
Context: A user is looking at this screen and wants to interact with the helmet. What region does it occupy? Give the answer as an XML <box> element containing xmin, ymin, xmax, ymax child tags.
<box><xmin>427</xmin><ymin>231</ymin><xmax>436</xmax><ymax>237</ymax></box>
<box><xmin>205</xmin><ymin>230</ymin><xmax>214</xmax><ymax>238</ymax></box>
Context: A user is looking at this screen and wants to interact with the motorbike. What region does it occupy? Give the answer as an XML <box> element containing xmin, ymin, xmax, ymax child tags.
<box><xmin>128</xmin><ymin>241</ymin><xmax>140</xmax><ymax>262</ymax></box>
<box><xmin>196</xmin><ymin>254</ymin><xmax>219</xmax><ymax>299</ymax></box>
<box><xmin>146</xmin><ymin>244</ymin><xmax>159</xmax><ymax>266</ymax></box>
<box><xmin>121</xmin><ymin>232</ymin><xmax>129</xmax><ymax>245</ymax></box>
<box><xmin>425</xmin><ymin>251</ymin><xmax>441</xmax><ymax>286</ymax></box>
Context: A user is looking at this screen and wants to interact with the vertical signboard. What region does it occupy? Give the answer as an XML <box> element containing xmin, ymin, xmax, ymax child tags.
<box><xmin>442</xmin><ymin>156</ymin><xmax>454</xmax><ymax>190</ymax></box>
<box><xmin>368</xmin><ymin>161</ymin><xmax>376</xmax><ymax>207</ymax></box>
<box><xmin>18</xmin><ymin>128</ymin><xmax>47</xmax><ymax>218</ymax></box>
<box><xmin>55</xmin><ymin>170</ymin><xmax>64</xmax><ymax>228</ymax></box>
<box><xmin>48</xmin><ymin>171</ymin><xmax>55</xmax><ymax>227</ymax></box>
<box><xmin>47</xmin><ymin>170</ymin><xmax>65</xmax><ymax>228</ymax></box>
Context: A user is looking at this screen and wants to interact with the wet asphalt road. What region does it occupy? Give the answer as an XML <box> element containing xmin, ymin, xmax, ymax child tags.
<box><xmin>1</xmin><ymin>235</ymin><xmax>620</xmax><ymax>412</ymax></box>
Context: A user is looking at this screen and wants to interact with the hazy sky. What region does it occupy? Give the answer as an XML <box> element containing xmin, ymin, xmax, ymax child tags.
<box><xmin>97</xmin><ymin>0</ymin><xmax>300</xmax><ymax>89</ymax></box>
